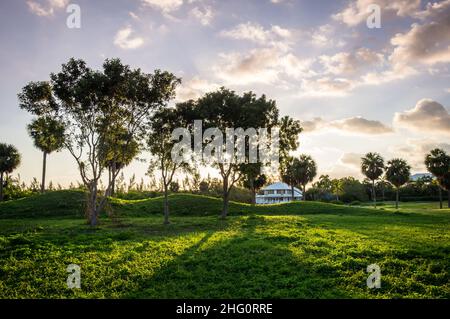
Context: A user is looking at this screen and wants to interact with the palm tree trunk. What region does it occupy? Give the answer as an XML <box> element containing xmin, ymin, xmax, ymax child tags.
<box><xmin>41</xmin><ymin>152</ymin><xmax>47</xmax><ymax>194</ymax></box>
<box><xmin>372</xmin><ymin>180</ymin><xmax>376</xmax><ymax>208</ymax></box>
<box><xmin>291</xmin><ymin>185</ymin><xmax>294</xmax><ymax>201</ymax></box>
<box><xmin>303</xmin><ymin>185</ymin><xmax>306</xmax><ymax>201</ymax></box>
<box><xmin>0</xmin><ymin>172</ymin><xmax>4</xmax><ymax>201</ymax></box>
<box><xmin>438</xmin><ymin>187</ymin><xmax>442</xmax><ymax>209</ymax></box>
<box><xmin>396</xmin><ymin>188</ymin><xmax>399</xmax><ymax>209</ymax></box>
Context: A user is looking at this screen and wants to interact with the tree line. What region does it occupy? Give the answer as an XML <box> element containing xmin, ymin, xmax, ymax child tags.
<box><xmin>1</xmin><ymin>58</ymin><xmax>449</xmax><ymax>225</ymax></box>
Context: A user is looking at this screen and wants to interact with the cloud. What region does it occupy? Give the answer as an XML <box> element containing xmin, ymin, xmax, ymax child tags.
<box><xmin>27</xmin><ymin>0</ymin><xmax>68</xmax><ymax>16</ymax></box>
<box><xmin>319</xmin><ymin>48</ymin><xmax>384</xmax><ymax>76</ymax></box>
<box><xmin>176</xmin><ymin>77</ymin><xmax>219</xmax><ymax>101</ymax></box>
<box><xmin>220</xmin><ymin>22</ymin><xmax>291</xmax><ymax>45</ymax></box>
<box><xmin>393</xmin><ymin>138</ymin><xmax>450</xmax><ymax>171</ymax></box>
<box><xmin>330</xmin><ymin>116</ymin><xmax>393</xmax><ymax>134</ymax></box>
<box><xmin>340</xmin><ymin>152</ymin><xmax>363</xmax><ymax>169</ymax></box>
<box><xmin>302</xmin><ymin>116</ymin><xmax>392</xmax><ymax>134</ymax></box>
<box><xmin>213</xmin><ymin>46</ymin><xmax>313</xmax><ymax>85</ymax></box>
<box><xmin>114</xmin><ymin>26</ymin><xmax>144</xmax><ymax>50</ymax></box>
<box><xmin>141</xmin><ymin>0</ymin><xmax>184</xmax><ymax>13</ymax></box>
<box><xmin>190</xmin><ymin>6</ymin><xmax>213</xmax><ymax>26</ymax></box>
<box><xmin>390</xmin><ymin>0</ymin><xmax>450</xmax><ymax>66</ymax></box>
<box><xmin>394</xmin><ymin>99</ymin><xmax>450</xmax><ymax>134</ymax></box>
<box><xmin>310</xmin><ymin>24</ymin><xmax>346</xmax><ymax>48</ymax></box>
<box><xmin>333</xmin><ymin>0</ymin><xmax>421</xmax><ymax>26</ymax></box>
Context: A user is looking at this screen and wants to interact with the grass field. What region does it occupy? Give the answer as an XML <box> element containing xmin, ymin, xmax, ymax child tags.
<box><xmin>0</xmin><ymin>191</ymin><xmax>449</xmax><ymax>299</ymax></box>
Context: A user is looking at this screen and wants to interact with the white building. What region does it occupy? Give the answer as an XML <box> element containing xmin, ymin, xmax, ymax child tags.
<box><xmin>256</xmin><ymin>182</ymin><xmax>303</xmax><ymax>204</ymax></box>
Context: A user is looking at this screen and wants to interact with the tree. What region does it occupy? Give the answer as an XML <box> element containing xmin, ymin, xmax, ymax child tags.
<box><xmin>19</xmin><ymin>58</ymin><xmax>180</xmax><ymax>226</ymax></box>
<box><xmin>0</xmin><ymin>143</ymin><xmax>21</xmax><ymax>201</ymax></box>
<box><xmin>27</xmin><ymin>116</ymin><xmax>65</xmax><ymax>193</ymax></box>
<box><xmin>281</xmin><ymin>156</ymin><xmax>300</xmax><ymax>201</ymax></box>
<box><xmin>147</xmin><ymin>106</ymin><xmax>191</xmax><ymax>224</ymax></box>
<box><xmin>191</xmin><ymin>88</ymin><xmax>298</xmax><ymax>219</ymax></box>
<box><xmin>425</xmin><ymin>148</ymin><xmax>450</xmax><ymax>209</ymax></box>
<box><xmin>296</xmin><ymin>154</ymin><xmax>317</xmax><ymax>200</ymax></box>
<box><xmin>361</xmin><ymin>152</ymin><xmax>384</xmax><ymax>208</ymax></box>
<box><xmin>241</xmin><ymin>163</ymin><xmax>267</xmax><ymax>204</ymax></box>
<box><xmin>98</xmin><ymin>124</ymin><xmax>140</xmax><ymax>196</ymax></box>
<box><xmin>385</xmin><ymin>158</ymin><xmax>411</xmax><ymax>209</ymax></box>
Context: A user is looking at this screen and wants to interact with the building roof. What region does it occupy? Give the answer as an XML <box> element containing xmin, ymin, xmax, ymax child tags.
<box><xmin>261</xmin><ymin>182</ymin><xmax>302</xmax><ymax>194</ymax></box>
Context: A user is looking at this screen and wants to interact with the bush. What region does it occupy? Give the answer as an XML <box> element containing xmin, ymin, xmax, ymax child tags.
<box><xmin>349</xmin><ymin>201</ymin><xmax>362</xmax><ymax>206</ymax></box>
<box><xmin>330</xmin><ymin>200</ymin><xmax>344</xmax><ymax>205</ymax></box>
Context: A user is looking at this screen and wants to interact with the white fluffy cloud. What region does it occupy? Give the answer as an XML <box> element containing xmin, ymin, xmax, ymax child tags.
<box><xmin>27</xmin><ymin>0</ymin><xmax>68</xmax><ymax>16</ymax></box>
<box><xmin>190</xmin><ymin>6</ymin><xmax>213</xmax><ymax>26</ymax></box>
<box><xmin>302</xmin><ymin>116</ymin><xmax>392</xmax><ymax>135</ymax></box>
<box><xmin>220</xmin><ymin>22</ymin><xmax>291</xmax><ymax>45</ymax></box>
<box><xmin>141</xmin><ymin>0</ymin><xmax>184</xmax><ymax>13</ymax></box>
<box><xmin>213</xmin><ymin>46</ymin><xmax>313</xmax><ymax>85</ymax></box>
<box><xmin>176</xmin><ymin>77</ymin><xmax>219</xmax><ymax>101</ymax></box>
<box><xmin>333</xmin><ymin>0</ymin><xmax>421</xmax><ymax>26</ymax></box>
<box><xmin>114</xmin><ymin>26</ymin><xmax>144</xmax><ymax>50</ymax></box>
<box><xmin>394</xmin><ymin>99</ymin><xmax>450</xmax><ymax>134</ymax></box>
<box><xmin>320</xmin><ymin>48</ymin><xmax>385</xmax><ymax>76</ymax></box>
<box><xmin>390</xmin><ymin>0</ymin><xmax>450</xmax><ymax>66</ymax></box>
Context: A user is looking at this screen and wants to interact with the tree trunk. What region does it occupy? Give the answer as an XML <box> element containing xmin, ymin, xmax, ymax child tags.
<box><xmin>291</xmin><ymin>185</ymin><xmax>295</xmax><ymax>201</ymax></box>
<box><xmin>252</xmin><ymin>187</ymin><xmax>256</xmax><ymax>205</ymax></box>
<box><xmin>395</xmin><ymin>188</ymin><xmax>399</xmax><ymax>210</ymax></box>
<box><xmin>41</xmin><ymin>152</ymin><xmax>47</xmax><ymax>194</ymax></box>
<box><xmin>303</xmin><ymin>185</ymin><xmax>306</xmax><ymax>201</ymax></box>
<box><xmin>111</xmin><ymin>164</ymin><xmax>116</xmax><ymax>197</ymax></box>
<box><xmin>0</xmin><ymin>172</ymin><xmax>4</xmax><ymax>202</ymax></box>
<box><xmin>438</xmin><ymin>187</ymin><xmax>443</xmax><ymax>209</ymax></box>
<box><xmin>88</xmin><ymin>185</ymin><xmax>99</xmax><ymax>227</ymax></box>
<box><xmin>164</xmin><ymin>184</ymin><xmax>170</xmax><ymax>225</ymax></box>
<box><xmin>372</xmin><ymin>180</ymin><xmax>376</xmax><ymax>208</ymax></box>
<box><xmin>221</xmin><ymin>178</ymin><xmax>229</xmax><ymax>219</ymax></box>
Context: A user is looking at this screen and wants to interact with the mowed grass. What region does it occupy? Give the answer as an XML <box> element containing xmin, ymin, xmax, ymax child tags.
<box><xmin>0</xmin><ymin>192</ymin><xmax>449</xmax><ymax>299</ymax></box>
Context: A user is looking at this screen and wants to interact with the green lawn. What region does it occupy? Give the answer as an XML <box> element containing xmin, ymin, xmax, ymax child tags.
<box><xmin>0</xmin><ymin>192</ymin><xmax>449</xmax><ymax>298</ymax></box>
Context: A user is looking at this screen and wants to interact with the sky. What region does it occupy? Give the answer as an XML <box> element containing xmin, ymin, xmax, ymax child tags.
<box><xmin>0</xmin><ymin>0</ymin><xmax>450</xmax><ymax>187</ymax></box>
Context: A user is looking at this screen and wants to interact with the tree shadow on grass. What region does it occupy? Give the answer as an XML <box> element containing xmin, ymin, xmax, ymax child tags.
<box><xmin>122</xmin><ymin>215</ymin><xmax>355</xmax><ymax>299</ymax></box>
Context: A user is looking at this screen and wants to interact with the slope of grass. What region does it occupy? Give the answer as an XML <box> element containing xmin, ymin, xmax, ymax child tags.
<box><xmin>0</xmin><ymin>190</ymin><xmax>381</xmax><ymax>219</ymax></box>
<box><xmin>0</xmin><ymin>190</ymin><xmax>85</xmax><ymax>219</ymax></box>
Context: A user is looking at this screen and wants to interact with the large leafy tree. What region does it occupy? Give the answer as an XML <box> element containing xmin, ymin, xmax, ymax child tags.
<box><xmin>147</xmin><ymin>105</ymin><xmax>192</xmax><ymax>225</ymax></box>
<box><xmin>19</xmin><ymin>58</ymin><xmax>180</xmax><ymax>226</ymax></box>
<box><xmin>425</xmin><ymin>148</ymin><xmax>450</xmax><ymax>209</ymax></box>
<box><xmin>27</xmin><ymin>116</ymin><xmax>65</xmax><ymax>193</ymax></box>
<box><xmin>385</xmin><ymin>158</ymin><xmax>411</xmax><ymax>209</ymax></box>
<box><xmin>0</xmin><ymin>143</ymin><xmax>21</xmax><ymax>201</ymax></box>
<box><xmin>361</xmin><ymin>152</ymin><xmax>384</xmax><ymax>208</ymax></box>
<box><xmin>191</xmin><ymin>88</ymin><xmax>299</xmax><ymax>219</ymax></box>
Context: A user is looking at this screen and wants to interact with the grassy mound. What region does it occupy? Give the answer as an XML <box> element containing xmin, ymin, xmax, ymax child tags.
<box><xmin>0</xmin><ymin>191</ymin><xmax>378</xmax><ymax>219</ymax></box>
<box><xmin>0</xmin><ymin>190</ymin><xmax>85</xmax><ymax>219</ymax></box>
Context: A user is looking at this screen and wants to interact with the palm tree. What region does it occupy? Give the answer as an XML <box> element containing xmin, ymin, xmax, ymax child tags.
<box><xmin>27</xmin><ymin>117</ymin><xmax>65</xmax><ymax>193</ymax></box>
<box><xmin>281</xmin><ymin>156</ymin><xmax>298</xmax><ymax>201</ymax></box>
<box><xmin>385</xmin><ymin>158</ymin><xmax>411</xmax><ymax>209</ymax></box>
<box><xmin>0</xmin><ymin>143</ymin><xmax>21</xmax><ymax>201</ymax></box>
<box><xmin>281</xmin><ymin>155</ymin><xmax>317</xmax><ymax>201</ymax></box>
<box><xmin>425</xmin><ymin>149</ymin><xmax>450</xmax><ymax>209</ymax></box>
<box><xmin>361</xmin><ymin>152</ymin><xmax>384</xmax><ymax>208</ymax></box>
